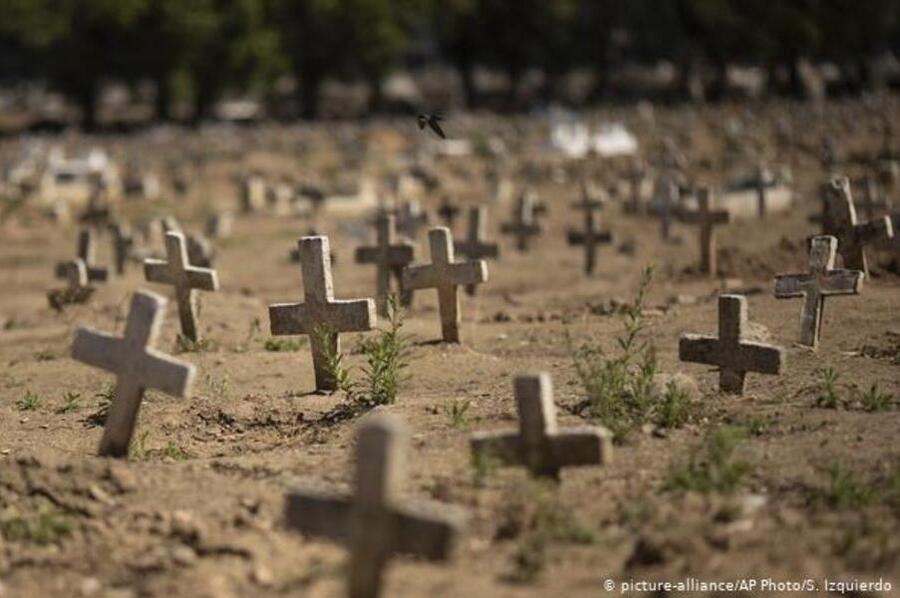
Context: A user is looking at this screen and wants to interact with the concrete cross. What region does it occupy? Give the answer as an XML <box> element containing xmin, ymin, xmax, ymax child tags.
<box><xmin>56</xmin><ymin>229</ymin><xmax>109</xmax><ymax>283</ymax></box>
<box><xmin>679</xmin><ymin>186</ymin><xmax>729</xmax><ymax>276</ymax></box>
<box><xmin>679</xmin><ymin>294</ymin><xmax>785</xmax><ymax>394</ymax></box>
<box><xmin>567</xmin><ymin>201</ymin><xmax>611</xmax><ymax>275</ymax></box>
<box><xmin>470</xmin><ymin>372</ymin><xmax>612</xmax><ymax>480</ymax></box>
<box><xmin>402</xmin><ymin>227</ymin><xmax>487</xmax><ymax>343</ymax></box>
<box><xmin>501</xmin><ymin>191</ymin><xmax>542</xmax><ymax>252</ymax></box>
<box><xmin>774</xmin><ymin>235</ymin><xmax>863</xmax><ymax>348</ymax></box>
<box><xmin>755</xmin><ymin>162</ymin><xmax>771</xmax><ymax>218</ymax></box>
<box><xmin>355</xmin><ymin>212</ymin><xmax>415</xmax><ymax>315</ymax></box>
<box><xmin>455</xmin><ymin>206</ymin><xmax>499</xmax><ymax>296</ymax></box>
<box><xmin>284</xmin><ymin>415</ymin><xmax>465</xmax><ymax>598</ymax></box>
<box><xmin>144</xmin><ymin>232</ymin><xmax>219</xmax><ymax>342</ymax></box>
<box><xmin>269</xmin><ymin>236</ymin><xmax>376</xmax><ymax>391</ymax></box>
<box><xmin>71</xmin><ymin>290</ymin><xmax>195</xmax><ymax>458</ymax></box>
<box><xmin>61</xmin><ymin>258</ymin><xmax>88</xmax><ymax>290</ymax></box>
<box><xmin>109</xmin><ymin>222</ymin><xmax>134</xmax><ymax>276</ymax></box>
<box><xmin>824</xmin><ymin>177</ymin><xmax>894</xmax><ymax>276</ymax></box>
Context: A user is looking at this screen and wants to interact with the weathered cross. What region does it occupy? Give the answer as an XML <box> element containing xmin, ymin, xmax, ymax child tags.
<box><xmin>455</xmin><ymin>206</ymin><xmax>499</xmax><ymax>296</ymax></box>
<box><xmin>403</xmin><ymin>227</ymin><xmax>487</xmax><ymax>343</ymax></box>
<box><xmin>679</xmin><ymin>294</ymin><xmax>785</xmax><ymax>394</ymax></box>
<box><xmin>824</xmin><ymin>177</ymin><xmax>894</xmax><ymax>276</ymax></box>
<box><xmin>269</xmin><ymin>236</ymin><xmax>376</xmax><ymax>391</ymax></box>
<box><xmin>144</xmin><ymin>231</ymin><xmax>219</xmax><ymax>342</ymax></box>
<box><xmin>285</xmin><ymin>415</ymin><xmax>465</xmax><ymax>598</ymax></box>
<box><xmin>567</xmin><ymin>198</ymin><xmax>612</xmax><ymax>275</ymax></box>
<box><xmin>395</xmin><ymin>200</ymin><xmax>429</xmax><ymax>238</ymax></box>
<box><xmin>655</xmin><ymin>176</ymin><xmax>679</xmax><ymax>241</ymax></box>
<box><xmin>774</xmin><ymin>235</ymin><xmax>863</xmax><ymax>348</ymax></box>
<box><xmin>56</xmin><ymin>229</ymin><xmax>109</xmax><ymax>283</ymax></box>
<box><xmin>354</xmin><ymin>212</ymin><xmax>415</xmax><ymax>315</ymax></box>
<box><xmin>470</xmin><ymin>372</ymin><xmax>612</xmax><ymax>480</ymax></box>
<box><xmin>61</xmin><ymin>258</ymin><xmax>88</xmax><ymax>290</ymax></box>
<box><xmin>679</xmin><ymin>186</ymin><xmax>729</xmax><ymax>276</ymax></box>
<box><xmin>501</xmin><ymin>191</ymin><xmax>542</xmax><ymax>252</ymax></box>
<box><xmin>71</xmin><ymin>290</ymin><xmax>195</xmax><ymax>458</ymax></box>
<box><xmin>109</xmin><ymin>222</ymin><xmax>134</xmax><ymax>276</ymax></box>
<box><xmin>754</xmin><ymin>162</ymin><xmax>771</xmax><ymax>218</ymax></box>
<box><xmin>437</xmin><ymin>195</ymin><xmax>461</xmax><ymax>229</ymax></box>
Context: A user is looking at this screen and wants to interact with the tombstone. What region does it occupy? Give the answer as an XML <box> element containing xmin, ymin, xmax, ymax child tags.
<box><xmin>754</xmin><ymin>162</ymin><xmax>772</xmax><ymax>218</ymax></box>
<box><xmin>824</xmin><ymin>177</ymin><xmax>893</xmax><ymax>276</ymax></box>
<box><xmin>774</xmin><ymin>236</ymin><xmax>863</xmax><ymax>348</ymax></box>
<box><xmin>679</xmin><ymin>294</ymin><xmax>785</xmax><ymax>394</ymax></box>
<box><xmin>437</xmin><ymin>196</ymin><xmax>461</xmax><ymax>230</ymax></box>
<box><xmin>241</xmin><ymin>175</ymin><xmax>267</xmax><ymax>213</ymax></box>
<box><xmin>567</xmin><ymin>195</ymin><xmax>611</xmax><ymax>275</ymax></box>
<box><xmin>269</xmin><ymin>179</ymin><xmax>294</xmax><ymax>215</ymax></box>
<box><xmin>144</xmin><ymin>232</ymin><xmax>220</xmax><ymax>342</ymax></box>
<box><xmin>402</xmin><ymin>227</ymin><xmax>487</xmax><ymax>343</ymax></box>
<box><xmin>56</xmin><ymin>229</ymin><xmax>109</xmax><ymax>283</ymax></box>
<box><xmin>455</xmin><ymin>206</ymin><xmax>499</xmax><ymax>296</ymax></box>
<box><xmin>679</xmin><ymin>186</ymin><xmax>729</xmax><ymax>276</ymax></box>
<box><xmin>470</xmin><ymin>372</ymin><xmax>612</xmax><ymax>480</ymax></box>
<box><xmin>108</xmin><ymin>222</ymin><xmax>134</xmax><ymax>276</ymax></box>
<box><xmin>71</xmin><ymin>291</ymin><xmax>195</xmax><ymax>458</ymax></box>
<box><xmin>500</xmin><ymin>191</ymin><xmax>542</xmax><ymax>252</ymax></box>
<box><xmin>284</xmin><ymin>415</ymin><xmax>465</xmax><ymax>598</ymax></box>
<box><xmin>205</xmin><ymin>212</ymin><xmax>234</xmax><ymax>239</ymax></box>
<box><xmin>269</xmin><ymin>236</ymin><xmax>376</xmax><ymax>391</ymax></box>
<box><xmin>355</xmin><ymin>212</ymin><xmax>415</xmax><ymax>315</ymax></box>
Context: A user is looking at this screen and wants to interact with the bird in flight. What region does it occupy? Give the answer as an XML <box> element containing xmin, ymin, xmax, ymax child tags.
<box><xmin>417</xmin><ymin>113</ymin><xmax>446</xmax><ymax>139</ymax></box>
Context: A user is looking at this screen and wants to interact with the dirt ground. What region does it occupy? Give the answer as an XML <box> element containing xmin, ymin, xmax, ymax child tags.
<box><xmin>0</xmin><ymin>99</ymin><xmax>898</xmax><ymax>597</ymax></box>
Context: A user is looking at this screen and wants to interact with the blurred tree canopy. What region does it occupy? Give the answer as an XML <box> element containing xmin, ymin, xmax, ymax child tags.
<box><xmin>2</xmin><ymin>0</ymin><xmax>900</xmax><ymax>128</ymax></box>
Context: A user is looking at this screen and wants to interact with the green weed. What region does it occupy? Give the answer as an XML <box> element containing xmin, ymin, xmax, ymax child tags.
<box><xmin>33</xmin><ymin>349</ymin><xmax>57</xmax><ymax>362</ymax></box>
<box><xmin>16</xmin><ymin>390</ymin><xmax>41</xmax><ymax>411</ymax></box>
<box><xmin>665</xmin><ymin>426</ymin><xmax>749</xmax><ymax>494</ymax></box>
<box><xmin>813</xmin><ymin>367</ymin><xmax>843</xmax><ymax>409</ymax></box>
<box><xmin>56</xmin><ymin>391</ymin><xmax>81</xmax><ymax>414</ymax></box>
<box><xmin>445</xmin><ymin>399</ymin><xmax>472</xmax><ymax>430</ymax></box>
<box><xmin>0</xmin><ymin>505</ymin><xmax>74</xmax><ymax>545</ymax></box>
<box><xmin>264</xmin><ymin>337</ymin><xmax>306</xmax><ymax>352</ymax></box>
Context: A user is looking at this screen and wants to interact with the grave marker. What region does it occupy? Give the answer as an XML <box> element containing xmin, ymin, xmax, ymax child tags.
<box><xmin>71</xmin><ymin>291</ymin><xmax>195</xmax><ymax>458</ymax></box>
<box><xmin>455</xmin><ymin>206</ymin><xmax>499</xmax><ymax>296</ymax></box>
<box><xmin>355</xmin><ymin>212</ymin><xmax>415</xmax><ymax>315</ymax></box>
<box><xmin>501</xmin><ymin>191</ymin><xmax>542</xmax><ymax>252</ymax></box>
<box><xmin>567</xmin><ymin>196</ymin><xmax>611</xmax><ymax>275</ymax></box>
<box><xmin>654</xmin><ymin>176</ymin><xmax>679</xmax><ymax>241</ymax></box>
<box><xmin>56</xmin><ymin>229</ymin><xmax>109</xmax><ymax>283</ymax></box>
<box><xmin>109</xmin><ymin>222</ymin><xmax>134</xmax><ymax>276</ymax></box>
<box><xmin>679</xmin><ymin>186</ymin><xmax>729</xmax><ymax>276</ymax></box>
<box><xmin>269</xmin><ymin>236</ymin><xmax>376</xmax><ymax>391</ymax></box>
<box><xmin>824</xmin><ymin>177</ymin><xmax>893</xmax><ymax>276</ymax></box>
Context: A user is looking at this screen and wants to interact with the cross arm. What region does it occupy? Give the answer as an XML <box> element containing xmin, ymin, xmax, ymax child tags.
<box><xmin>732</xmin><ymin>341</ymin><xmax>785</xmax><ymax>375</ymax></box>
<box><xmin>391</xmin><ymin>503</ymin><xmax>466</xmax><ymax>560</ymax></box>
<box><xmin>549</xmin><ymin>427</ymin><xmax>613</xmax><ymax>468</ymax></box>
<box><xmin>678</xmin><ymin>334</ymin><xmax>721</xmax><ymax>367</ymax></box>
<box><xmin>186</xmin><ymin>267</ymin><xmax>219</xmax><ymax>292</ymax></box>
<box><xmin>470</xmin><ymin>431</ymin><xmax>522</xmax><ymax>465</ymax></box>
<box><xmin>284</xmin><ymin>490</ymin><xmax>351</xmax><ymax>543</ymax></box>
<box><xmin>774</xmin><ymin>273</ymin><xmax>812</xmax><ymax>298</ymax></box>
<box><xmin>325</xmin><ymin>299</ymin><xmax>376</xmax><ymax>333</ymax></box>
<box><xmin>144</xmin><ymin>260</ymin><xmax>173</xmax><ymax>284</ymax></box>
<box><xmin>269</xmin><ymin>302</ymin><xmax>310</xmax><ymax>335</ymax></box>
<box><xmin>403</xmin><ymin>264</ymin><xmax>439</xmax><ymax>290</ymax></box>
<box><xmin>140</xmin><ymin>349</ymin><xmax>195</xmax><ymax>397</ymax></box>
<box><xmin>448</xmin><ymin>261</ymin><xmax>488</xmax><ymax>287</ymax></box>
<box><xmin>72</xmin><ymin>328</ymin><xmax>124</xmax><ymax>373</ymax></box>
<box><xmin>456</xmin><ymin>241</ymin><xmax>499</xmax><ymax>259</ymax></box>
<box><xmin>820</xmin><ymin>269</ymin><xmax>863</xmax><ymax>295</ymax></box>
<box><xmin>355</xmin><ymin>246</ymin><xmax>414</xmax><ymax>266</ymax></box>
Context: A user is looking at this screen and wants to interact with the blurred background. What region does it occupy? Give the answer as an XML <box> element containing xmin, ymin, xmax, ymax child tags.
<box><xmin>2</xmin><ymin>0</ymin><xmax>900</xmax><ymax>131</ymax></box>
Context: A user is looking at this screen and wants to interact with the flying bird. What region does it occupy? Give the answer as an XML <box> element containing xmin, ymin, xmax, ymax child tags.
<box><xmin>417</xmin><ymin>113</ymin><xmax>446</xmax><ymax>139</ymax></box>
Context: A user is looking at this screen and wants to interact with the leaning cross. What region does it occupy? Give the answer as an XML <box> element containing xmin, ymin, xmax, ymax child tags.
<box><xmin>567</xmin><ymin>194</ymin><xmax>612</xmax><ymax>275</ymax></box>
<box><xmin>470</xmin><ymin>372</ymin><xmax>612</xmax><ymax>480</ymax></box>
<box><xmin>284</xmin><ymin>415</ymin><xmax>466</xmax><ymax>598</ymax></box>
<box><xmin>824</xmin><ymin>176</ymin><xmax>893</xmax><ymax>276</ymax></box>
<box><xmin>71</xmin><ymin>290</ymin><xmax>195</xmax><ymax>458</ymax></box>
<box><xmin>402</xmin><ymin>227</ymin><xmax>487</xmax><ymax>343</ymax></box>
<box><xmin>774</xmin><ymin>235</ymin><xmax>863</xmax><ymax>348</ymax></box>
<box><xmin>355</xmin><ymin>212</ymin><xmax>415</xmax><ymax>315</ymax></box>
<box><xmin>269</xmin><ymin>236</ymin><xmax>376</xmax><ymax>391</ymax></box>
<box><xmin>144</xmin><ymin>231</ymin><xmax>219</xmax><ymax>342</ymax></box>
<box><xmin>679</xmin><ymin>294</ymin><xmax>785</xmax><ymax>394</ymax></box>
<box><xmin>455</xmin><ymin>206</ymin><xmax>499</xmax><ymax>296</ymax></box>
<box><xmin>501</xmin><ymin>191</ymin><xmax>542</xmax><ymax>252</ymax></box>
<box><xmin>679</xmin><ymin>186</ymin><xmax>729</xmax><ymax>276</ymax></box>
<box><xmin>56</xmin><ymin>229</ymin><xmax>109</xmax><ymax>283</ymax></box>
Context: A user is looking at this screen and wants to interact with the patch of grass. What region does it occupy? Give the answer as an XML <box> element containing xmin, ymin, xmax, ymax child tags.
<box><xmin>812</xmin><ymin>367</ymin><xmax>843</xmax><ymax>409</ymax></box>
<box><xmin>175</xmin><ymin>335</ymin><xmax>215</xmax><ymax>353</ymax></box>
<box><xmin>445</xmin><ymin>399</ymin><xmax>472</xmax><ymax>430</ymax></box>
<box><xmin>152</xmin><ymin>441</ymin><xmax>193</xmax><ymax>461</ymax></box>
<box><xmin>0</xmin><ymin>505</ymin><xmax>74</xmax><ymax>545</ymax></box>
<box><xmin>33</xmin><ymin>349</ymin><xmax>57</xmax><ymax>362</ymax></box>
<box><xmin>472</xmin><ymin>448</ymin><xmax>501</xmax><ymax>488</ymax></box>
<box><xmin>656</xmin><ymin>382</ymin><xmax>690</xmax><ymax>429</ymax></box>
<box><xmin>813</xmin><ymin>462</ymin><xmax>878</xmax><ymax>509</ymax></box>
<box><xmin>85</xmin><ymin>384</ymin><xmax>115</xmax><ymax>427</ymax></box>
<box><xmin>854</xmin><ymin>383</ymin><xmax>895</xmax><ymax>412</ymax></box>
<box><xmin>205</xmin><ymin>373</ymin><xmax>230</xmax><ymax>398</ymax></box>
<box><xmin>264</xmin><ymin>337</ymin><xmax>306</xmax><ymax>352</ymax></box>
<box><xmin>734</xmin><ymin>415</ymin><xmax>773</xmax><ymax>436</ymax></box>
<box><xmin>665</xmin><ymin>426</ymin><xmax>749</xmax><ymax>494</ymax></box>
<box><xmin>129</xmin><ymin>431</ymin><xmax>151</xmax><ymax>460</ymax></box>
<box><xmin>16</xmin><ymin>390</ymin><xmax>41</xmax><ymax>411</ymax></box>
<box><xmin>56</xmin><ymin>391</ymin><xmax>81</xmax><ymax>414</ymax></box>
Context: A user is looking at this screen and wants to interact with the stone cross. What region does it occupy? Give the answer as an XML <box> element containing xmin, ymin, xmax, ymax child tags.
<box><xmin>679</xmin><ymin>186</ymin><xmax>729</xmax><ymax>276</ymax></box>
<box><xmin>109</xmin><ymin>222</ymin><xmax>133</xmax><ymax>276</ymax></box>
<box><xmin>402</xmin><ymin>227</ymin><xmax>487</xmax><ymax>343</ymax></box>
<box><xmin>774</xmin><ymin>235</ymin><xmax>863</xmax><ymax>348</ymax></box>
<box><xmin>455</xmin><ymin>206</ymin><xmax>499</xmax><ymax>296</ymax></box>
<box><xmin>470</xmin><ymin>372</ymin><xmax>612</xmax><ymax>480</ymax></box>
<box><xmin>437</xmin><ymin>196</ymin><xmax>461</xmax><ymax>229</ymax></box>
<box><xmin>655</xmin><ymin>176</ymin><xmax>679</xmax><ymax>241</ymax></box>
<box><xmin>567</xmin><ymin>201</ymin><xmax>611</xmax><ymax>275</ymax></box>
<box><xmin>354</xmin><ymin>212</ymin><xmax>415</xmax><ymax>315</ymax></box>
<box><xmin>679</xmin><ymin>294</ymin><xmax>785</xmax><ymax>394</ymax></box>
<box><xmin>269</xmin><ymin>236</ymin><xmax>376</xmax><ymax>391</ymax></box>
<box><xmin>755</xmin><ymin>162</ymin><xmax>771</xmax><ymax>218</ymax></box>
<box><xmin>284</xmin><ymin>415</ymin><xmax>465</xmax><ymax>598</ymax></box>
<box><xmin>501</xmin><ymin>191</ymin><xmax>542</xmax><ymax>252</ymax></box>
<box><xmin>71</xmin><ymin>290</ymin><xmax>195</xmax><ymax>458</ymax></box>
<box><xmin>144</xmin><ymin>232</ymin><xmax>219</xmax><ymax>342</ymax></box>
<box><xmin>56</xmin><ymin>229</ymin><xmax>109</xmax><ymax>283</ymax></box>
<box><xmin>61</xmin><ymin>258</ymin><xmax>88</xmax><ymax>290</ymax></box>
<box><xmin>824</xmin><ymin>177</ymin><xmax>894</xmax><ymax>276</ymax></box>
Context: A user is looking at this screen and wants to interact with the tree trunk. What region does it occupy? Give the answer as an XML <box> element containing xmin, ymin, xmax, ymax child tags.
<box><xmin>155</xmin><ymin>73</ymin><xmax>172</xmax><ymax>121</ymax></box>
<box><xmin>298</xmin><ymin>69</ymin><xmax>322</xmax><ymax>120</ymax></box>
<box><xmin>78</xmin><ymin>84</ymin><xmax>99</xmax><ymax>131</ymax></box>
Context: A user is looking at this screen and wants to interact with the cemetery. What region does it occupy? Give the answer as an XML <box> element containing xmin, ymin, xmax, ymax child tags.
<box><xmin>0</xmin><ymin>2</ymin><xmax>899</xmax><ymax>597</ymax></box>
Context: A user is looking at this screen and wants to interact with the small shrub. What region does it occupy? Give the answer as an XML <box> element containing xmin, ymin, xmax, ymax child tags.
<box><xmin>316</xmin><ymin>324</ymin><xmax>352</xmax><ymax>393</ymax></box>
<box><xmin>665</xmin><ymin>426</ymin><xmax>748</xmax><ymax>494</ymax></box>
<box><xmin>815</xmin><ymin>462</ymin><xmax>878</xmax><ymax>509</ymax></box>
<box><xmin>16</xmin><ymin>391</ymin><xmax>41</xmax><ymax>411</ymax></box>
<box><xmin>656</xmin><ymin>382</ymin><xmax>690</xmax><ymax>429</ymax></box>
<box><xmin>813</xmin><ymin>367</ymin><xmax>843</xmax><ymax>409</ymax></box>
<box><xmin>445</xmin><ymin>399</ymin><xmax>472</xmax><ymax>430</ymax></box>
<box><xmin>175</xmin><ymin>335</ymin><xmax>215</xmax><ymax>353</ymax></box>
<box><xmin>855</xmin><ymin>383</ymin><xmax>894</xmax><ymax>412</ymax></box>
<box><xmin>56</xmin><ymin>391</ymin><xmax>81</xmax><ymax>414</ymax></box>
<box><xmin>264</xmin><ymin>337</ymin><xmax>306</xmax><ymax>352</ymax></box>
<box><xmin>0</xmin><ymin>506</ymin><xmax>74</xmax><ymax>545</ymax></box>
<box><xmin>33</xmin><ymin>349</ymin><xmax>57</xmax><ymax>362</ymax></box>
<box><xmin>85</xmin><ymin>384</ymin><xmax>115</xmax><ymax>427</ymax></box>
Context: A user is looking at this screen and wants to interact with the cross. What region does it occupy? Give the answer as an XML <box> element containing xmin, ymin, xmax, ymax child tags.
<box><xmin>144</xmin><ymin>232</ymin><xmax>219</xmax><ymax>342</ymax></box>
<box><xmin>71</xmin><ymin>290</ymin><xmax>195</xmax><ymax>458</ymax></box>
<box><xmin>402</xmin><ymin>227</ymin><xmax>487</xmax><ymax>343</ymax></box>
<box><xmin>241</xmin><ymin>174</ymin><xmax>267</xmax><ymax>212</ymax></box>
<box><xmin>455</xmin><ymin>206</ymin><xmax>499</xmax><ymax>296</ymax></box>
<box><xmin>269</xmin><ymin>236</ymin><xmax>376</xmax><ymax>391</ymax></box>
<box><xmin>437</xmin><ymin>195</ymin><xmax>461</xmax><ymax>229</ymax></box>
<box><xmin>774</xmin><ymin>235</ymin><xmax>863</xmax><ymax>348</ymax></box>
<box><xmin>678</xmin><ymin>186</ymin><xmax>729</xmax><ymax>276</ymax></box>
<box><xmin>856</xmin><ymin>175</ymin><xmax>889</xmax><ymax>221</ymax></box>
<box><xmin>679</xmin><ymin>294</ymin><xmax>785</xmax><ymax>394</ymax></box>
<box><xmin>567</xmin><ymin>201</ymin><xmax>611</xmax><ymax>275</ymax></box>
<box><xmin>56</xmin><ymin>229</ymin><xmax>109</xmax><ymax>283</ymax></box>
<box><xmin>61</xmin><ymin>258</ymin><xmax>88</xmax><ymax>290</ymax></box>
<box><xmin>824</xmin><ymin>176</ymin><xmax>894</xmax><ymax>276</ymax></box>
<box><xmin>654</xmin><ymin>176</ymin><xmax>679</xmax><ymax>241</ymax></box>
<box><xmin>394</xmin><ymin>200</ymin><xmax>429</xmax><ymax>238</ymax></box>
<box><xmin>354</xmin><ymin>212</ymin><xmax>415</xmax><ymax>316</ymax></box>
<box><xmin>501</xmin><ymin>191</ymin><xmax>542</xmax><ymax>252</ymax></box>
<box><xmin>470</xmin><ymin>372</ymin><xmax>612</xmax><ymax>480</ymax></box>
<box><xmin>79</xmin><ymin>201</ymin><xmax>112</xmax><ymax>231</ymax></box>
<box><xmin>625</xmin><ymin>158</ymin><xmax>646</xmax><ymax>214</ymax></box>
<box><xmin>109</xmin><ymin>222</ymin><xmax>133</xmax><ymax>276</ymax></box>
<box><xmin>754</xmin><ymin>162</ymin><xmax>771</xmax><ymax>218</ymax></box>
<box><xmin>284</xmin><ymin>415</ymin><xmax>465</xmax><ymax>598</ymax></box>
